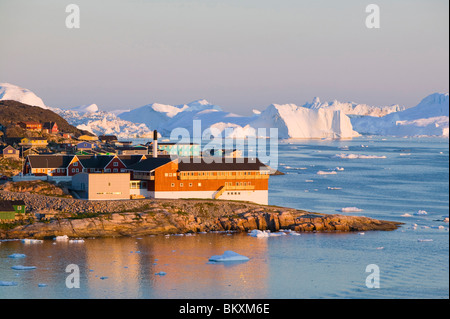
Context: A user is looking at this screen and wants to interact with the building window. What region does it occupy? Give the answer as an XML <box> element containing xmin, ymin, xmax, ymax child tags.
<box><xmin>73</xmin><ymin>162</ymin><xmax>78</xmax><ymax>166</ymax></box>
<box><xmin>171</xmin><ymin>183</ymin><xmax>175</xmax><ymax>187</ymax></box>
<box><xmin>165</xmin><ymin>173</ymin><xmax>168</xmax><ymax>177</ymax></box>
<box><xmin>198</xmin><ymin>183</ymin><xmax>202</xmax><ymax>187</ymax></box>
<box><xmin>113</xmin><ymin>162</ymin><xmax>118</xmax><ymax>166</ymax></box>
<box><xmin>189</xmin><ymin>183</ymin><xmax>192</xmax><ymax>187</ymax></box>
<box><xmin>72</xmin><ymin>168</ymin><xmax>75</xmax><ymax>173</ymax></box>
<box><xmin>180</xmin><ymin>183</ymin><xmax>183</xmax><ymax>187</ymax></box>
<box><xmin>113</xmin><ymin>168</ymin><xmax>118</xmax><ymax>173</ymax></box>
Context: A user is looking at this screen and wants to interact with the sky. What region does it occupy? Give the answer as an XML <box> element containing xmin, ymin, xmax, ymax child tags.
<box><xmin>0</xmin><ymin>0</ymin><xmax>448</xmax><ymax>115</ymax></box>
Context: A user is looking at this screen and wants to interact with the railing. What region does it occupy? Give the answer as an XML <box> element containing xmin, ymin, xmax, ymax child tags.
<box><xmin>214</xmin><ymin>184</ymin><xmax>256</xmax><ymax>199</ymax></box>
<box><xmin>178</xmin><ymin>173</ymin><xmax>269</xmax><ymax>180</ymax></box>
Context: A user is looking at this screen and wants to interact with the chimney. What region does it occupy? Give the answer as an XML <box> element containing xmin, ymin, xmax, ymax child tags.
<box><xmin>153</xmin><ymin>130</ymin><xmax>158</xmax><ymax>158</ymax></box>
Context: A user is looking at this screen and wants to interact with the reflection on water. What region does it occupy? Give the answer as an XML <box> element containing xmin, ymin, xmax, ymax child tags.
<box><xmin>0</xmin><ymin>233</ymin><xmax>269</xmax><ymax>299</ymax></box>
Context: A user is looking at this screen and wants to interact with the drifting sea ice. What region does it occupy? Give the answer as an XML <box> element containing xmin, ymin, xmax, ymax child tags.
<box><xmin>317</xmin><ymin>171</ymin><xmax>337</xmax><ymax>175</ymax></box>
<box><xmin>209</xmin><ymin>251</ymin><xmax>249</xmax><ymax>262</ymax></box>
<box><xmin>11</xmin><ymin>265</ymin><xmax>36</xmax><ymax>270</ymax></box>
<box><xmin>335</xmin><ymin>154</ymin><xmax>387</xmax><ymax>159</ymax></box>
<box><xmin>0</xmin><ymin>281</ymin><xmax>18</xmax><ymax>286</ymax></box>
<box><xmin>8</xmin><ymin>253</ymin><xmax>26</xmax><ymax>258</ymax></box>
<box><xmin>54</xmin><ymin>235</ymin><xmax>69</xmax><ymax>241</ymax></box>
<box><xmin>21</xmin><ymin>239</ymin><xmax>43</xmax><ymax>244</ymax></box>
<box><xmin>340</xmin><ymin>207</ymin><xmax>364</xmax><ymax>213</ymax></box>
<box><xmin>415</xmin><ymin>210</ymin><xmax>428</xmax><ymax>215</ymax></box>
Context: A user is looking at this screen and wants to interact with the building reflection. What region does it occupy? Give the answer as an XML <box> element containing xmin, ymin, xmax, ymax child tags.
<box><xmin>83</xmin><ymin>233</ymin><xmax>269</xmax><ymax>298</ymax></box>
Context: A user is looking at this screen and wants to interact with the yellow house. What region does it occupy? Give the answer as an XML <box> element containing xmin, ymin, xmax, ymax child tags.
<box><xmin>78</xmin><ymin>135</ymin><xmax>98</xmax><ymax>141</ymax></box>
<box><xmin>19</xmin><ymin>137</ymin><xmax>48</xmax><ymax>147</ymax></box>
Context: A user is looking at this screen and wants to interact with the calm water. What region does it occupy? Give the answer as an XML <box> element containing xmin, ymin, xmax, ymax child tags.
<box><xmin>0</xmin><ymin>137</ymin><xmax>448</xmax><ymax>299</ymax></box>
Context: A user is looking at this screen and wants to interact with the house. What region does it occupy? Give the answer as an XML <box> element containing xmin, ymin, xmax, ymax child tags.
<box><xmin>0</xmin><ymin>200</ymin><xmax>25</xmax><ymax>221</ymax></box>
<box><xmin>42</xmin><ymin>122</ymin><xmax>58</xmax><ymax>134</ymax></box>
<box><xmin>72</xmin><ymin>173</ymin><xmax>130</xmax><ymax>200</ymax></box>
<box><xmin>116</xmin><ymin>145</ymin><xmax>148</xmax><ymax>155</ymax></box>
<box><xmin>18</xmin><ymin>121</ymin><xmax>42</xmax><ymax>131</ymax></box>
<box><xmin>99</xmin><ymin>135</ymin><xmax>118</xmax><ymax>144</ymax></box>
<box><xmin>0</xmin><ymin>201</ymin><xmax>16</xmax><ymax>221</ymax></box>
<box><xmin>76</xmin><ymin>141</ymin><xmax>95</xmax><ymax>151</ymax></box>
<box><xmin>19</xmin><ymin>137</ymin><xmax>48</xmax><ymax>148</ymax></box>
<box><xmin>1</xmin><ymin>145</ymin><xmax>20</xmax><ymax>159</ymax></box>
<box><xmin>78</xmin><ymin>135</ymin><xmax>98</xmax><ymax>141</ymax></box>
<box><xmin>128</xmin><ymin>156</ymin><xmax>270</xmax><ymax>205</ymax></box>
<box><xmin>147</xmin><ymin>142</ymin><xmax>201</xmax><ymax>157</ymax></box>
<box><xmin>21</xmin><ymin>154</ymin><xmax>138</xmax><ymax>177</ymax></box>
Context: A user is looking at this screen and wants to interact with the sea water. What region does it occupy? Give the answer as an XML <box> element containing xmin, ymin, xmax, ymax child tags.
<box><xmin>0</xmin><ymin>137</ymin><xmax>448</xmax><ymax>299</ymax></box>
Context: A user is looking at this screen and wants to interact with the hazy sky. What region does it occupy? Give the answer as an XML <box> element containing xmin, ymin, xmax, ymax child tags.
<box><xmin>0</xmin><ymin>0</ymin><xmax>448</xmax><ymax>114</ymax></box>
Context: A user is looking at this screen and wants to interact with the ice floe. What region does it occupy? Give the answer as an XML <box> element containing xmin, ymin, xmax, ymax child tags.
<box><xmin>209</xmin><ymin>250</ymin><xmax>249</xmax><ymax>262</ymax></box>
<box><xmin>21</xmin><ymin>239</ymin><xmax>43</xmax><ymax>244</ymax></box>
<box><xmin>8</xmin><ymin>253</ymin><xmax>26</xmax><ymax>259</ymax></box>
<box><xmin>317</xmin><ymin>171</ymin><xmax>337</xmax><ymax>175</ymax></box>
<box><xmin>0</xmin><ymin>281</ymin><xmax>18</xmax><ymax>286</ymax></box>
<box><xmin>340</xmin><ymin>207</ymin><xmax>364</xmax><ymax>213</ymax></box>
<box><xmin>335</xmin><ymin>154</ymin><xmax>386</xmax><ymax>159</ymax></box>
<box><xmin>54</xmin><ymin>235</ymin><xmax>69</xmax><ymax>241</ymax></box>
<box><xmin>11</xmin><ymin>265</ymin><xmax>36</xmax><ymax>270</ymax></box>
<box><xmin>415</xmin><ymin>210</ymin><xmax>428</xmax><ymax>215</ymax></box>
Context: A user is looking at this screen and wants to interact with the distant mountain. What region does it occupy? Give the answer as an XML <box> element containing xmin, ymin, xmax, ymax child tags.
<box><xmin>0</xmin><ymin>100</ymin><xmax>88</xmax><ymax>137</ymax></box>
<box><xmin>351</xmin><ymin>93</ymin><xmax>449</xmax><ymax>137</ymax></box>
<box><xmin>2</xmin><ymin>82</ymin><xmax>447</xmax><ymax>139</ymax></box>
<box><xmin>0</xmin><ymin>83</ymin><xmax>49</xmax><ymax>110</ymax></box>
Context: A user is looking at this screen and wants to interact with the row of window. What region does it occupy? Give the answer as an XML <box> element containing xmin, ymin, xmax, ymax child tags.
<box><xmin>170</xmin><ymin>182</ymin><xmax>202</xmax><ymax>188</ymax></box>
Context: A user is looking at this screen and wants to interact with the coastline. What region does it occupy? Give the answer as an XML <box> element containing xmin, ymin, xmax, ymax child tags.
<box><xmin>0</xmin><ymin>190</ymin><xmax>403</xmax><ymax>239</ymax></box>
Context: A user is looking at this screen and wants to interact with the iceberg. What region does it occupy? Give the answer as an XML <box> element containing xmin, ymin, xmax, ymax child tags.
<box><xmin>0</xmin><ymin>82</ymin><xmax>49</xmax><ymax>109</ymax></box>
<box><xmin>8</xmin><ymin>253</ymin><xmax>26</xmax><ymax>259</ymax></box>
<box><xmin>208</xmin><ymin>250</ymin><xmax>250</xmax><ymax>262</ymax></box>
<box><xmin>351</xmin><ymin>93</ymin><xmax>449</xmax><ymax>137</ymax></box>
<box><xmin>21</xmin><ymin>239</ymin><xmax>43</xmax><ymax>244</ymax></box>
<box><xmin>0</xmin><ymin>281</ymin><xmax>18</xmax><ymax>286</ymax></box>
<box><xmin>11</xmin><ymin>265</ymin><xmax>36</xmax><ymax>270</ymax></box>
<box><xmin>340</xmin><ymin>207</ymin><xmax>364</xmax><ymax>213</ymax></box>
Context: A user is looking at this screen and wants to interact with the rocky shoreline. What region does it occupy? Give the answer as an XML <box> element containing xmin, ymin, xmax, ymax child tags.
<box><xmin>0</xmin><ymin>190</ymin><xmax>403</xmax><ymax>239</ymax></box>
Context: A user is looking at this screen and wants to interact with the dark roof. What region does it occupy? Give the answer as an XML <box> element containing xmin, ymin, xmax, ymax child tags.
<box><xmin>43</xmin><ymin>122</ymin><xmax>57</xmax><ymax>129</ymax></box>
<box><xmin>77</xmin><ymin>155</ymin><xmax>114</xmax><ymax>168</ymax></box>
<box><xmin>10</xmin><ymin>200</ymin><xmax>25</xmax><ymax>206</ymax></box>
<box><xmin>117</xmin><ymin>155</ymin><xmax>146</xmax><ymax>167</ymax></box>
<box><xmin>127</xmin><ymin>157</ymin><xmax>172</xmax><ymax>172</ymax></box>
<box><xmin>27</xmin><ymin>155</ymin><xmax>73</xmax><ymax>168</ymax></box>
<box><xmin>177</xmin><ymin>157</ymin><xmax>269</xmax><ymax>171</ymax></box>
<box><xmin>0</xmin><ymin>201</ymin><xmax>15</xmax><ymax>212</ymax></box>
<box><xmin>99</xmin><ymin>135</ymin><xmax>118</xmax><ymax>141</ymax></box>
<box><xmin>116</xmin><ymin>146</ymin><xmax>147</xmax><ymax>151</ymax></box>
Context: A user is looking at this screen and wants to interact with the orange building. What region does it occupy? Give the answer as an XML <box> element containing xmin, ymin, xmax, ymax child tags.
<box><xmin>128</xmin><ymin>157</ymin><xmax>270</xmax><ymax>205</ymax></box>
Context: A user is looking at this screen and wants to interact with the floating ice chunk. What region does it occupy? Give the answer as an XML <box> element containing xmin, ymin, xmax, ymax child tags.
<box><xmin>209</xmin><ymin>250</ymin><xmax>249</xmax><ymax>262</ymax></box>
<box><xmin>54</xmin><ymin>235</ymin><xmax>69</xmax><ymax>241</ymax></box>
<box><xmin>376</xmin><ymin>247</ymin><xmax>384</xmax><ymax>250</ymax></box>
<box><xmin>69</xmin><ymin>239</ymin><xmax>85</xmax><ymax>243</ymax></box>
<box><xmin>358</xmin><ymin>232</ymin><xmax>365</xmax><ymax>235</ymax></box>
<box><xmin>21</xmin><ymin>239</ymin><xmax>43</xmax><ymax>244</ymax></box>
<box><xmin>327</xmin><ymin>187</ymin><xmax>342</xmax><ymax>190</ymax></box>
<box><xmin>0</xmin><ymin>281</ymin><xmax>18</xmax><ymax>286</ymax></box>
<box><xmin>415</xmin><ymin>210</ymin><xmax>428</xmax><ymax>215</ymax></box>
<box><xmin>289</xmin><ymin>232</ymin><xmax>301</xmax><ymax>236</ymax></box>
<box><xmin>336</xmin><ymin>167</ymin><xmax>345</xmax><ymax>171</ymax></box>
<box><xmin>417</xmin><ymin>239</ymin><xmax>433</xmax><ymax>242</ymax></box>
<box><xmin>317</xmin><ymin>171</ymin><xmax>337</xmax><ymax>175</ymax></box>
<box><xmin>248</xmin><ymin>230</ymin><xmax>270</xmax><ymax>238</ymax></box>
<box><xmin>8</xmin><ymin>253</ymin><xmax>26</xmax><ymax>259</ymax></box>
<box><xmin>401</xmin><ymin>213</ymin><xmax>412</xmax><ymax>217</ymax></box>
<box><xmin>444</xmin><ymin>217</ymin><xmax>449</xmax><ymax>223</ymax></box>
<box><xmin>335</xmin><ymin>154</ymin><xmax>386</xmax><ymax>159</ymax></box>
<box><xmin>11</xmin><ymin>265</ymin><xmax>36</xmax><ymax>270</ymax></box>
<box><xmin>340</xmin><ymin>207</ymin><xmax>364</xmax><ymax>213</ymax></box>
<box><xmin>305</xmin><ymin>180</ymin><xmax>314</xmax><ymax>183</ymax></box>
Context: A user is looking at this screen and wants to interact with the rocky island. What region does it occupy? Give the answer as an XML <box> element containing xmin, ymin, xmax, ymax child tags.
<box><xmin>0</xmin><ymin>189</ymin><xmax>402</xmax><ymax>239</ymax></box>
